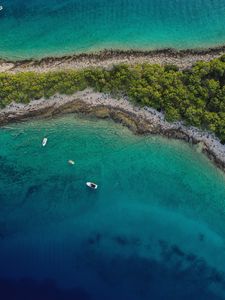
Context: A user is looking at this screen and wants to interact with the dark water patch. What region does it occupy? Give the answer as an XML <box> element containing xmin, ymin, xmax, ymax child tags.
<box><xmin>158</xmin><ymin>239</ymin><xmax>173</xmax><ymax>262</ymax></box>
<box><xmin>79</xmin><ymin>248</ymin><xmax>225</xmax><ymax>300</ymax></box>
<box><xmin>171</xmin><ymin>245</ymin><xmax>185</xmax><ymax>257</ymax></box>
<box><xmin>0</xmin><ymin>155</ymin><xmax>31</xmax><ymax>185</ymax></box>
<box><xmin>186</xmin><ymin>253</ymin><xmax>197</xmax><ymax>262</ymax></box>
<box><xmin>209</xmin><ymin>269</ymin><xmax>225</xmax><ymax>285</ymax></box>
<box><xmin>159</xmin><ymin>240</ymin><xmax>197</xmax><ymax>264</ymax></box>
<box><xmin>25</xmin><ymin>184</ymin><xmax>43</xmax><ymax>199</ymax></box>
<box><xmin>86</xmin><ymin>233</ymin><xmax>143</xmax><ymax>248</ymax></box>
<box><xmin>0</xmin><ymin>277</ymin><xmax>90</xmax><ymax>300</ymax></box>
<box><xmin>158</xmin><ymin>240</ymin><xmax>225</xmax><ymax>290</ymax></box>
<box><xmin>0</xmin><ymin>182</ymin><xmax>43</xmax><ymax>214</ymax></box>
<box><xmin>113</xmin><ymin>235</ymin><xmax>129</xmax><ymax>246</ymax></box>
<box><xmin>112</xmin><ymin>235</ymin><xmax>141</xmax><ymax>247</ymax></box>
<box><xmin>87</xmin><ymin>233</ymin><xmax>103</xmax><ymax>246</ymax></box>
<box><xmin>198</xmin><ymin>233</ymin><xmax>205</xmax><ymax>242</ymax></box>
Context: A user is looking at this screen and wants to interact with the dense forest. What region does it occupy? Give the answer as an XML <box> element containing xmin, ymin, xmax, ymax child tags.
<box><xmin>0</xmin><ymin>55</ymin><xmax>225</xmax><ymax>142</ymax></box>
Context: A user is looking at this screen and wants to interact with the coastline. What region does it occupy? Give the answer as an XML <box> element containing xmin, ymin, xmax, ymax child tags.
<box><xmin>1</xmin><ymin>47</ymin><xmax>225</xmax><ymax>73</ymax></box>
<box><xmin>1</xmin><ymin>89</ymin><xmax>224</xmax><ymax>173</ymax></box>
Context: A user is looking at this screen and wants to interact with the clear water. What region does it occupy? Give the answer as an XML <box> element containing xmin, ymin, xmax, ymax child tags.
<box><xmin>0</xmin><ymin>115</ymin><xmax>225</xmax><ymax>299</ymax></box>
<box><xmin>1</xmin><ymin>0</ymin><xmax>225</xmax><ymax>59</ymax></box>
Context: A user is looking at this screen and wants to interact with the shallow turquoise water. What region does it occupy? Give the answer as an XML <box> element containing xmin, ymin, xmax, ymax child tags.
<box><xmin>1</xmin><ymin>0</ymin><xmax>225</xmax><ymax>59</ymax></box>
<box><xmin>0</xmin><ymin>115</ymin><xmax>225</xmax><ymax>299</ymax></box>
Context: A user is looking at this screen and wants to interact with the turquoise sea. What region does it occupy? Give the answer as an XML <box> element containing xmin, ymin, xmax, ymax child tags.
<box><xmin>1</xmin><ymin>0</ymin><xmax>225</xmax><ymax>59</ymax></box>
<box><xmin>0</xmin><ymin>115</ymin><xmax>225</xmax><ymax>299</ymax></box>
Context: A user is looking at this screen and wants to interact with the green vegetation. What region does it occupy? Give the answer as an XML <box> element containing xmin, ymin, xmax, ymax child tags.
<box><xmin>0</xmin><ymin>56</ymin><xmax>225</xmax><ymax>142</ymax></box>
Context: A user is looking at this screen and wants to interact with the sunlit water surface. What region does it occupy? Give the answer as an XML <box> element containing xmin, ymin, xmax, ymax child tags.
<box><xmin>1</xmin><ymin>0</ymin><xmax>225</xmax><ymax>59</ymax></box>
<box><xmin>0</xmin><ymin>116</ymin><xmax>225</xmax><ymax>299</ymax></box>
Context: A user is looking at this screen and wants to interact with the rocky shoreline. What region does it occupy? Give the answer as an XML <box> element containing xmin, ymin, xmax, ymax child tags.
<box><xmin>1</xmin><ymin>47</ymin><xmax>225</xmax><ymax>73</ymax></box>
<box><xmin>0</xmin><ymin>89</ymin><xmax>224</xmax><ymax>173</ymax></box>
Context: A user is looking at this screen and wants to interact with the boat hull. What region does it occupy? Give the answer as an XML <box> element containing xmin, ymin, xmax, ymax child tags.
<box><xmin>86</xmin><ymin>182</ymin><xmax>98</xmax><ymax>189</ymax></box>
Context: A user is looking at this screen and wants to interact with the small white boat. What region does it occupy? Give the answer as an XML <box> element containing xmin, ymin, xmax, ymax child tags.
<box><xmin>68</xmin><ymin>160</ymin><xmax>75</xmax><ymax>165</ymax></box>
<box><xmin>42</xmin><ymin>137</ymin><xmax>48</xmax><ymax>147</ymax></box>
<box><xmin>86</xmin><ymin>182</ymin><xmax>98</xmax><ymax>189</ymax></box>
<box><xmin>0</xmin><ymin>6</ymin><xmax>3</xmax><ymax>11</ymax></box>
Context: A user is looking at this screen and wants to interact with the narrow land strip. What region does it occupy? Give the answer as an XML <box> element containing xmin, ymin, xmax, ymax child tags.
<box><xmin>1</xmin><ymin>48</ymin><xmax>225</xmax><ymax>73</ymax></box>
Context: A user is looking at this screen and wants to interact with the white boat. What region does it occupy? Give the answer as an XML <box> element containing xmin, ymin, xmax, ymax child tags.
<box><xmin>0</xmin><ymin>6</ymin><xmax>3</xmax><ymax>11</ymax></box>
<box><xmin>42</xmin><ymin>137</ymin><xmax>48</xmax><ymax>147</ymax></box>
<box><xmin>68</xmin><ymin>160</ymin><xmax>75</xmax><ymax>165</ymax></box>
<box><xmin>86</xmin><ymin>182</ymin><xmax>98</xmax><ymax>189</ymax></box>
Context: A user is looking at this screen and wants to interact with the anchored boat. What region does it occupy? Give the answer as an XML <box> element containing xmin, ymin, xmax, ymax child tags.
<box><xmin>42</xmin><ymin>137</ymin><xmax>48</xmax><ymax>147</ymax></box>
<box><xmin>86</xmin><ymin>182</ymin><xmax>98</xmax><ymax>189</ymax></box>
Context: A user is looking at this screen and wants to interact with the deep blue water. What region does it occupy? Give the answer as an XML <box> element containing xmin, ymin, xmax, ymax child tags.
<box><xmin>0</xmin><ymin>116</ymin><xmax>225</xmax><ymax>299</ymax></box>
<box><xmin>1</xmin><ymin>0</ymin><xmax>225</xmax><ymax>59</ymax></box>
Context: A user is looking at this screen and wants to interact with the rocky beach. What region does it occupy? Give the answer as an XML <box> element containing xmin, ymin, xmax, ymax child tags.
<box><xmin>1</xmin><ymin>88</ymin><xmax>224</xmax><ymax>173</ymax></box>
<box><xmin>1</xmin><ymin>47</ymin><xmax>225</xmax><ymax>73</ymax></box>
